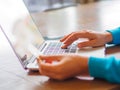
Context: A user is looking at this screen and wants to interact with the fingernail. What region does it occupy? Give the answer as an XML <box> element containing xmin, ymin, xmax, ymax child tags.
<box><xmin>61</xmin><ymin>45</ymin><xmax>67</xmax><ymax>49</ymax></box>
<box><xmin>45</xmin><ymin>60</ymin><xmax>52</xmax><ymax>63</ymax></box>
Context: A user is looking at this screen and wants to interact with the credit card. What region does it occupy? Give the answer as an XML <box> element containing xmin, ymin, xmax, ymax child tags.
<box><xmin>28</xmin><ymin>44</ymin><xmax>42</xmax><ymax>58</ymax></box>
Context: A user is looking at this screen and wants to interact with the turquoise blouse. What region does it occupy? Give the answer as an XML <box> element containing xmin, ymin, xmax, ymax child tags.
<box><xmin>89</xmin><ymin>27</ymin><xmax>120</xmax><ymax>83</ymax></box>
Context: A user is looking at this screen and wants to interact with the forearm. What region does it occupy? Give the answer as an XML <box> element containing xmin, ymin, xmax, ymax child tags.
<box><xmin>89</xmin><ymin>56</ymin><xmax>120</xmax><ymax>83</ymax></box>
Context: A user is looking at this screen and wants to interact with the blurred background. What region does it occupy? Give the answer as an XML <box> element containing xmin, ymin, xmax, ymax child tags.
<box><xmin>24</xmin><ymin>0</ymin><xmax>99</xmax><ymax>12</ymax></box>
<box><xmin>1</xmin><ymin>0</ymin><xmax>120</xmax><ymax>53</ymax></box>
<box><xmin>23</xmin><ymin>0</ymin><xmax>120</xmax><ymax>40</ymax></box>
<box><xmin>23</xmin><ymin>0</ymin><xmax>100</xmax><ymax>39</ymax></box>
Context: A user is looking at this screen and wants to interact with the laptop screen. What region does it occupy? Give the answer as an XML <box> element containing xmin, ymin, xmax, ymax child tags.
<box><xmin>0</xmin><ymin>0</ymin><xmax>44</xmax><ymax>67</ymax></box>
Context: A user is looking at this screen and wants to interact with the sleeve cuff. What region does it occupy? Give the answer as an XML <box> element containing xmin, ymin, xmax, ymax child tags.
<box><xmin>88</xmin><ymin>56</ymin><xmax>114</xmax><ymax>79</ymax></box>
<box><xmin>107</xmin><ymin>27</ymin><xmax>120</xmax><ymax>44</ymax></box>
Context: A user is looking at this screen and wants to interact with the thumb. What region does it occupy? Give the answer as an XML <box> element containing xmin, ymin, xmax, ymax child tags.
<box><xmin>77</xmin><ymin>40</ymin><xmax>96</xmax><ymax>48</ymax></box>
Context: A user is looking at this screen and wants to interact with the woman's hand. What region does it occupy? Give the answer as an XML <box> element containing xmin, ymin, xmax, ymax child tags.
<box><xmin>37</xmin><ymin>54</ymin><xmax>89</xmax><ymax>80</ymax></box>
<box><xmin>60</xmin><ymin>30</ymin><xmax>113</xmax><ymax>49</ymax></box>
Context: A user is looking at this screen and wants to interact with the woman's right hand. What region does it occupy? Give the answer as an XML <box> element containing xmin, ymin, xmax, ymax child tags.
<box><xmin>60</xmin><ymin>30</ymin><xmax>113</xmax><ymax>49</ymax></box>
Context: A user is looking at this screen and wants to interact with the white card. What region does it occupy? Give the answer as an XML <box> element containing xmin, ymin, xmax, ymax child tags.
<box><xmin>28</xmin><ymin>44</ymin><xmax>42</xmax><ymax>58</ymax></box>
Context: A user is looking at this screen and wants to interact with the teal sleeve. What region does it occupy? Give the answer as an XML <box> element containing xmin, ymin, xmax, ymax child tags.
<box><xmin>107</xmin><ymin>27</ymin><xmax>120</xmax><ymax>44</ymax></box>
<box><xmin>89</xmin><ymin>56</ymin><xmax>120</xmax><ymax>83</ymax></box>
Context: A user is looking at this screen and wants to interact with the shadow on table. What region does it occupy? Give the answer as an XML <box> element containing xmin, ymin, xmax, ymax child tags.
<box><xmin>33</xmin><ymin>78</ymin><xmax>118</xmax><ymax>90</ymax></box>
<box><xmin>109</xmin><ymin>86</ymin><xmax>120</xmax><ymax>90</ymax></box>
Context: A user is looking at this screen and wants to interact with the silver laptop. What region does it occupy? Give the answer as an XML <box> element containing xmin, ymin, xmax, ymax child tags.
<box><xmin>0</xmin><ymin>0</ymin><xmax>105</xmax><ymax>71</ymax></box>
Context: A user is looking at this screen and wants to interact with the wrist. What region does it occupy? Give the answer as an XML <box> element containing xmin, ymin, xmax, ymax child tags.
<box><xmin>104</xmin><ymin>31</ymin><xmax>113</xmax><ymax>43</ymax></box>
<box><xmin>78</xmin><ymin>56</ymin><xmax>89</xmax><ymax>75</ymax></box>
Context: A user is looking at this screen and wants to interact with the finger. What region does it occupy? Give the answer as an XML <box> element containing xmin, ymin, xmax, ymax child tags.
<box><xmin>37</xmin><ymin>59</ymin><xmax>52</xmax><ymax>73</ymax></box>
<box><xmin>63</xmin><ymin>30</ymin><xmax>96</xmax><ymax>44</ymax></box>
<box><xmin>38</xmin><ymin>61</ymin><xmax>58</xmax><ymax>78</ymax></box>
<box><xmin>39</xmin><ymin>60</ymin><xmax>62</xmax><ymax>73</ymax></box>
<box><xmin>39</xmin><ymin>55</ymin><xmax>63</xmax><ymax>62</ymax></box>
<box><xmin>60</xmin><ymin>33</ymin><xmax>73</xmax><ymax>42</ymax></box>
<box><xmin>61</xmin><ymin>44</ymin><xmax>68</xmax><ymax>49</ymax></box>
<box><xmin>77</xmin><ymin>40</ymin><xmax>97</xmax><ymax>48</ymax></box>
<box><xmin>60</xmin><ymin>33</ymin><xmax>77</xmax><ymax>49</ymax></box>
<box><xmin>38</xmin><ymin>58</ymin><xmax>68</xmax><ymax>80</ymax></box>
<box><xmin>61</xmin><ymin>34</ymin><xmax>79</xmax><ymax>48</ymax></box>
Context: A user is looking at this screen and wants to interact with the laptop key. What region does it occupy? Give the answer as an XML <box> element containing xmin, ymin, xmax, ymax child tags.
<box><xmin>43</xmin><ymin>42</ymin><xmax>77</xmax><ymax>55</ymax></box>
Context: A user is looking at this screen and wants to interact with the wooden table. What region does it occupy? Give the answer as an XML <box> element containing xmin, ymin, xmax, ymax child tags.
<box><xmin>0</xmin><ymin>0</ymin><xmax>120</xmax><ymax>90</ymax></box>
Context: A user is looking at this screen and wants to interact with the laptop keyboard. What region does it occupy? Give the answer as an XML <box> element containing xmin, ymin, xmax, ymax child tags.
<box><xmin>43</xmin><ymin>42</ymin><xmax>77</xmax><ymax>55</ymax></box>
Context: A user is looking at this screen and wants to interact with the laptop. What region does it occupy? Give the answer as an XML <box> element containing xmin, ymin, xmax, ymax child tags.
<box><xmin>0</xmin><ymin>0</ymin><xmax>105</xmax><ymax>71</ymax></box>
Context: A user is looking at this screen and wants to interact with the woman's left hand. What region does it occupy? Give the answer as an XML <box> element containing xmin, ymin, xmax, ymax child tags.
<box><xmin>37</xmin><ymin>54</ymin><xmax>89</xmax><ymax>80</ymax></box>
